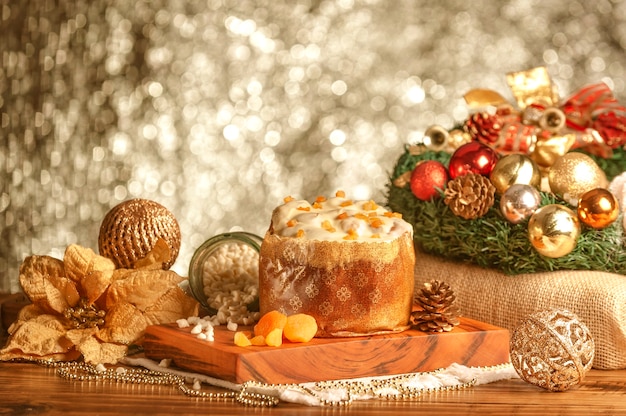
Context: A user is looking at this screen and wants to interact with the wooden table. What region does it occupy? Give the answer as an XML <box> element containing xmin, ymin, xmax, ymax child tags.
<box><xmin>1</xmin><ymin>360</ymin><xmax>625</xmax><ymax>415</ymax></box>
<box><xmin>2</xmin><ymin>295</ymin><xmax>626</xmax><ymax>415</ymax></box>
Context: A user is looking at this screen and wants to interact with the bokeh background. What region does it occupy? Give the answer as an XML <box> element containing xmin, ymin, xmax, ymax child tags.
<box><xmin>2</xmin><ymin>0</ymin><xmax>626</xmax><ymax>293</ymax></box>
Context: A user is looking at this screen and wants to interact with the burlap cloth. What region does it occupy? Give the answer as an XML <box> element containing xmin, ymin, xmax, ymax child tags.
<box><xmin>414</xmin><ymin>249</ymin><xmax>626</xmax><ymax>370</ymax></box>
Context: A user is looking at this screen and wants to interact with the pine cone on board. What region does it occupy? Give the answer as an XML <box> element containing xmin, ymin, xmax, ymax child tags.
<box><xmin>411</xmin><ymin>280</ymin><xmax>461</xmax><ymax>333</ymax></box>
<box><xmin>444</xmin><ymin>173</ymin><xmax>496</xmax><ymax>220</ymax></box>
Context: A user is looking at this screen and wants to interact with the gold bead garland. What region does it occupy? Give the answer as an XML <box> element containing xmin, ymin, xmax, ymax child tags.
<box><xmin>20</xmin><ymin>359</ymin><xmax>510</xmax><ymax>407</ymax></box>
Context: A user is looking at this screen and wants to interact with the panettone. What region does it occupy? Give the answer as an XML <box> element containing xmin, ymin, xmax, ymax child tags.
<box><xmin>258</xmin><ymin>192</ymin><xmax>415</xmax><ymax>337</ymax></box>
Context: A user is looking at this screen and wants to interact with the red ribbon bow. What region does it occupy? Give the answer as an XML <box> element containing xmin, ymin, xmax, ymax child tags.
<box><xmin>562</xmin><ymin>82</ymin><xmax>626</xmax><ymax>149</ymax></box>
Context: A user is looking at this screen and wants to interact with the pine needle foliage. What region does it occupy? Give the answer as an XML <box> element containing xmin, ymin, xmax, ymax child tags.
<box><xmin>386</xmin><ymin>145</ymin><xmax>626</xmax><ymax>275</ymax></box>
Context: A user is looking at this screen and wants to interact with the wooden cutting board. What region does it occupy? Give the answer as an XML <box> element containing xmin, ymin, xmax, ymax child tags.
<box><xmin>142</xmin><ymin>317</ymin><xmax>510</xmax><ymax>384</ymax></box>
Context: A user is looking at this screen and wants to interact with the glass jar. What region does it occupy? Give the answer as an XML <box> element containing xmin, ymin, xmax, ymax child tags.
<box><xmin>188</xmin><ymin>232</ymin><xmax>263</xmax><ymax>324</ymax></box>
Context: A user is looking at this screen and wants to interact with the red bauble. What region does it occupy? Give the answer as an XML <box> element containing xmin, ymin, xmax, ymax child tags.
<box><xmin>410</xmin><ymin>160</ymin><xmax>448</xmax><ymax>201</ymax></box>
<box><xmin>448</xmin><ymin>141</ymin><xmax>499</xmax><ymax>179</ymax></box>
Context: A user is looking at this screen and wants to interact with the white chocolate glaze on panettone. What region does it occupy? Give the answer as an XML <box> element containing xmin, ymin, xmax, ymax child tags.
<box><xmin>270</xmin><ymin>192</ymin><xmax>413</xmax><ymax>243</ymax></box>
<box><xmin>259</xmin><ymin>191</ymin><xmax>416</xmax><ymax>337</ymax></box>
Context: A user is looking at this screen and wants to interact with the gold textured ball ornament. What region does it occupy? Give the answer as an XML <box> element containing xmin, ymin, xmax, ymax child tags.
<box><xmin>98</xmin><ymin>199</ymin><xmax>181</xmax><ymax>269</ymax></box>
<box><xmin>528</xmin><ymin>204</ymin><xmax>581</xmax><ymax>258</ymax></box>
<box><xmin>548</xmin><ymin>152</ymin><xmax>608</xmax><ymax>206</ymax></box>
<box><xmin>490</xmin><ymin>153</ymin><xmax>541</xmax><ymax>194</ymax></box>
<box><xmin>577</xmin><ymin>188</ymin><xmax>620</xmax><ymax>229</ymax></box>
<box><xmin>510</xmin><ymin>309</ymin><xmax>595</xmax><ymax>392</ymax></box>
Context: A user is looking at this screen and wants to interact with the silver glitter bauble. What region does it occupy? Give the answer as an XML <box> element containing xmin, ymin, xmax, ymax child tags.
<box><xmin>510</xmin><ymin>309</ymin><xmax>594</xmax><ymax>392</ymax></box>
<box><xmin>500</xmin><ymin>184</ymin><xmax>541</xmax><ymax>224</ymax></box>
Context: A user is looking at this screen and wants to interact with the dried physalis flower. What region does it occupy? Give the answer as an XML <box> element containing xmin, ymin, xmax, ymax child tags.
<box><xmin>18</xmin><ymin>255</ymin><xmax>80</xmax><ymax>315</ymax></box>
<box><xmin>0</xmin><ymin>243</ymin><xmax>198</xmax><ymax>365</ymax></box>
<box><xmin>64</xmin><ymin>244</ymin><xmax>116</xmax><ymax>282</ymax></box>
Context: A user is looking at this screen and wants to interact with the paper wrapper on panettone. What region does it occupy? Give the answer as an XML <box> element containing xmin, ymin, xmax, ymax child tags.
<box><xmin>98</xmin><ymin>199</ymin><xmax>181</xmax><ymax>270</ymax></box>
<box><xmin>259</xmin><ymin>227</ymin><xmax>416</xmax><ymax>337</ymax></box>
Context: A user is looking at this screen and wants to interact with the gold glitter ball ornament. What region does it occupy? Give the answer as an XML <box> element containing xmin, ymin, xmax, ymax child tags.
<box><xmin>577</xmin><ymin>188</ymin><xmax>620</xmax><ymax>229</ymax></box>
<box><xmin>510</xmin><ymin>309</ymin><xmax>594</xmax><ymax>392</ymax></box>
<box><xmin>489</xmin><ymin>153</ymin><xmax>541</xmax><ymax>195</ymax></box>
<box><xmin>548</xmin><ymin>152</ymin><xmax>608</xmax><ymax>206</ymax></box>
<box><xmin>527</xmin><ymin>204</ymin><xmax>581</xmax><ymax>258</ymax></box>
<box><xmin>98</xmin><ymin>199</ymin><xmax>181</xmax><ymax>270</ymax></box>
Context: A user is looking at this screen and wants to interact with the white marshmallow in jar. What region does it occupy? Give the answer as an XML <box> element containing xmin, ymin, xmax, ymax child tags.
<box><xmin>188</xmin><ymin>232</ymin><xmax>263</xmax><ymax>326</ymax></box>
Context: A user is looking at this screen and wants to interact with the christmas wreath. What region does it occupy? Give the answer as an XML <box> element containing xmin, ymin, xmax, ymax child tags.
<box><xmin>387</xmin><ymin>67</ymin><xmax>626</xmax><ymax>276</ymax></box>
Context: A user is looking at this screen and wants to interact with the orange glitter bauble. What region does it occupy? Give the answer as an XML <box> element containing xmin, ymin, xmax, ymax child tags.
<box><xmin>98</xmin><ymin>199</ymin><xmax>181</xmax><ymax>269</ymax></box>
<box><xmin>577</xmin><ymin>188</ymin><xmax>619</xmax><ymax>229</ymax></box>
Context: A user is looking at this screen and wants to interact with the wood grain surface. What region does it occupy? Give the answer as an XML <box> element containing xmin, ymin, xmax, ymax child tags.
<box><xmin>1</xmin><ymin>361</ymin><xmax>625</xmax><ymax>415</ymax></box>
<box><xmin>142</xmin><ymin>317</ymin><xmax>510</xmax><ymax>384</ymax></box>
<box><xmin>3</xmin><ymin>294</ymin><xmax>625</xmax><ymax>415</ymax></box>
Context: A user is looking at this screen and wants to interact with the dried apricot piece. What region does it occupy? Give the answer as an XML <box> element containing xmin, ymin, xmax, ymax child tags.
<box><xmin>234</xmin><ymin>331</ymin><xmax>252</xmax><ymax>347</ymax></box>
<box><xmin>253</xmin><ymin>310</ymin><xmax>287</xmax><ymax>338</ymax></box>
<box><xmin>249</xmin><ymin>335</ymin><xmax>266</xmax><ymax>346</ymax></box>
<box><xmin>283</xmin><ymin>314</ymin><xmax>318</xmax><ymax>343</ymax></box>
<box><xmin>265</xmin><ymin>327</ymin><xmax>283</xmax><ymax>347</ymax></box>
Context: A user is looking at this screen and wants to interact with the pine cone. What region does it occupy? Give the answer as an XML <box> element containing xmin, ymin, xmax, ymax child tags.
<box><xmin>444</xmin><ymin>173</ymin><xmax>496</xmax><ymax>219</ymax></box>
<box><xmin>464</xmin><ymin>106</ymin><xmax>520</xmax><ymax>146</ymax></box>
<box><xmin>411</xmin><ymin>280</ymin><xmax>460</xmax><ymax>333</ymax></box>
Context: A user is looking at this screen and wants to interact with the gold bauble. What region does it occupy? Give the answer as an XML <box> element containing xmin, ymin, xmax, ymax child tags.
<box><xmin>528</xmin><ymin>204</ymin><xmax>581</xmax><ymax>258</ymax></box>
<box><xmin>548</xmin><ymin>152</ymin><xmax>608</xmax><ymax>205</ymax></box>
<box><xmin>510</xmin><ymin>309</ymin><xmax>595</xmax><ymax>392</ymax></box>
<box><xmin>490</xmin><ymin>154</ymin><xmax>541</xmax><ymax>194</ymax></box>
<box><xmin>577</xmin><ymin>188</ymin><xmax>620</xmax><ymax>229</ymax></box>
<box><xmin>98</xmin><ymin>199</ymin><xmax>181</xmax><ymax>269</ymax></box>
<box><xmin>423</xmin><ymin>125</ymin><xmax>449</xmax><ymax>151</ymax></box>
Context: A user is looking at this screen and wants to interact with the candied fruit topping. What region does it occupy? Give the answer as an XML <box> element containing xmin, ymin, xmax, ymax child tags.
<box><xmin>363</xmin><ymin>200</ymin><xmax>378</xmax><ymax>211</ymax></box>
<box><xmin>296</xmin><ymin>229</ymin><xmax>305</xmax><ymax>238</ymax></box>
<box><xmin>286</xmin><ymin>219</ymin><xmax>297</xmax><ymax>227</ymax></box>
<box><xmin>370</xmin><ymin>218</ymin><xmax>384</xmax><ymax>228</ymax></box>
<box><xmin>297</xmin><ymin>206</ymin><xmax>311</xmax><ymax>211</ymax></box>
<box><xmin>343</xmin><ymin>229</ymin><xmax>358</xmax><ymax>240</ymax></box>
<box><xmin>340</xmin><ymin>200</ymin><xmax>353</xmax><ymax>207</ymax></box>
<box><xmin>284</xmin><ymin>196</ymin><xmax>295</xmax><ymax>203</ymax></box>
<box><xmin>354</xmin><ymin>213</ymin><xmax>368</xmax><ymax>221</ymax></box>
<box><xmin>321</xmin><ymin>220</ymin><xmax>336</xmax><ymax>233</ymax></box>
<box><xmin>335</xmin><ymin>190</ymin><xmax>346</xmax><ymax>198</ymax></box>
